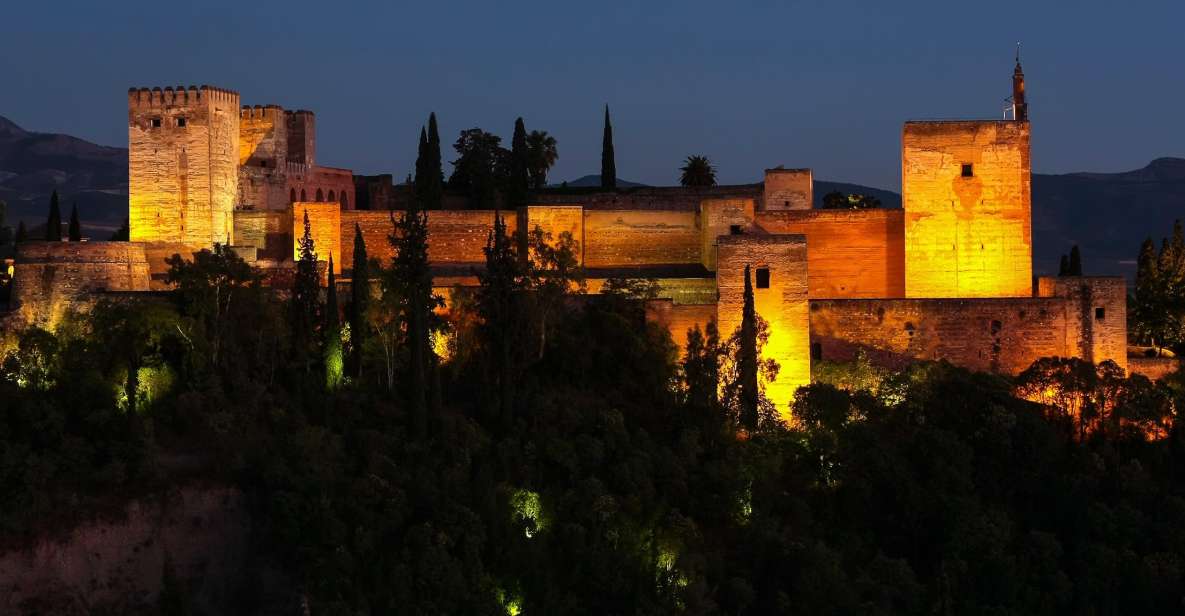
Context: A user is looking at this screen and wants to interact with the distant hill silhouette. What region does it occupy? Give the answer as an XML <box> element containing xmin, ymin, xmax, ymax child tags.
<box><xmin>559</xmin><ymin>174</ymin><xmax>648</xmax><ymax>188</ymax></box>
<box><xmin>0</xmin><ymin>115</ymin><xmax>127</xmax><ymax>238</ymax></box>
<box><xmin>2</xmin><ymin>114</ymin><xmax>1180</xmax><ymax>279</ymax></box>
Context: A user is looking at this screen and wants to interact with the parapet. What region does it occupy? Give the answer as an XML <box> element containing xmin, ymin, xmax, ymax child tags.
<box><xmin>128</xmin><ymin>85</ymin><xmax>240</xmax><ymax>108</ymax></box>
<box><xmin>240</xmin><ymin>104</ymin><xmax>285</xmax><ymax>120</ymax></box>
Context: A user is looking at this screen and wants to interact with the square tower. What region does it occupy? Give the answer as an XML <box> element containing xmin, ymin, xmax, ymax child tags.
<box><xmin>762</xmin><ymin>168</ymin><xmax>813</xmax><ymax>210</ymax></box>
<box><xmin>716</xmin><ymin>234</ymin><xmax>810</xmax><ymax>421</ymax></box>
<box><xmin>902</xmin><ymin>120</ymin><xmax>1031</xmax><ymax>298</ymax></box>
<box><xmin>129</xmin><ymin>85</ymin><xmax>240</xmax><ymax>247</ymax></box>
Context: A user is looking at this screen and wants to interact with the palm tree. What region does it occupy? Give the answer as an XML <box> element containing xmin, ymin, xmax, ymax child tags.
<box><xmin>680</xmin><ymin>155</ymin><xmax>716</xmax><ymax>187</ymax></box>
<box><xmin>526</xmin><ymin>130</ymin><xmax>559</xmax><ymax>189</ymax></box>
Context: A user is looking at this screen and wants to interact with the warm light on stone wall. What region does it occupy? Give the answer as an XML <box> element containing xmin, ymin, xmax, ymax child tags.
<box><xmin>716</xmin><ymin>234</ymin><xmax>810</xmax><ymax>421</ymax></box>
<box><xmin>903</xmin><ymin>121</ymin><xmax>1031</xmax><ymax>298</ymax></box>
<box><xmin>293</xmin><ymin>202</ymin><xmax>341</xmax><ymax>274</ymax></box>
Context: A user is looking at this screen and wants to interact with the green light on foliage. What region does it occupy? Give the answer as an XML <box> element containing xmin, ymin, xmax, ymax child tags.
<box><xmin>325</xmin><ymin>337</ymin><xmax>343</xmax><ymax>390</ymax></box>
<box><xmin>496</xmin><ymin>588</ymin><xmax>522</xmax><ymax>616</ymax></box>
<box><xmin>511</xmin><ymin>488</ymin><xmax>545</xmax><ymax>538</ymax></box>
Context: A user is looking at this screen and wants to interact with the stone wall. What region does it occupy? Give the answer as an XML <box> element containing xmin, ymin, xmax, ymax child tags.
<box><xmin>903</xmin><ymin>120</ymin><xmax>1032</xmax><ymax>298</ymax></box>
<box><xmin>533</xmin><ymin>184</ymin><xmax>762</xmax><ymax>211</ymax></box>
<box><xmin>11</xmin><ymin>241</ymin><xmax>151</xmax><ymax>327</ymax></box>
<box><xmin>645</xmin><ymin>300</ymin><xmax>718</xmax><ymax>351</ymax></box>
<box><xmin>129</xmin><ymin>86</ymin><xmax>240</xmax><ymax>247</ymax></box>
<box><xmin>582</xmin><ymin>210</ymin><xmax>701</xmax><ymax>267</ymax></box>
<box><xmin>234</xmin><ymin>210</ymin><xmax>290</xmax><ymax>261</ymax></box>
<box><xmin>520</xmin><ymin>205</ymin><xmax>584</xmax><ymax>263</ymax></box>
<box><xmin>716</xmin><ymin>234</ymin><xmax>810</xmax><ymax>420</ymax></box>
<box><xmin>762</xmin><ymin>168</ymin><xmax>812</xmax><ymax>211</ymax></box>
<box><xmin>0</xmin><ymin>485</ymin><xmax>250</xmax><ymax>615</ymax></box>
<box><xmin>810</xmin><ymin>276</ymin><xmax>1128</xmax><ymax>375</ymax></box>
<box><xmin>700</xmin><ymin>199</ymin><xmax>756</xmax><ymax>271</ymax></box>
<box><xmin>1128</xmin><ymin>356</ymin><xmax>1180</xmax><ymax>381</ymax></box>
<box><xmin>338</xmin><ymin>210</ymin><xmax>520</xmax><ymax>275</ymax></box>
<box><xmin>293</xmin><ymin>202</ymin><xmax>341</xmax><ymax>273</ymax></box>
<box><xmin>755</xmin><ymin>209</ymin><xmax>905</xmax><ymax>298</ymax></box>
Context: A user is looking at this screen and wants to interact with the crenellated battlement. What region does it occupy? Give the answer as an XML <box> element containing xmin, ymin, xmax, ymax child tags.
<box><xmin>240</xmin><ymin>104</ymin><xmax>285</xmax><ymax>120</ymax></box>
<box><xmin>128</xmin><ymin>85</ymin><xmax>240</xmax><ymax>108</ymax></box>
<box><xmin>284</xmin><ymin>109</ymin><xmax>314</xmax><ymax>117</ymax></box>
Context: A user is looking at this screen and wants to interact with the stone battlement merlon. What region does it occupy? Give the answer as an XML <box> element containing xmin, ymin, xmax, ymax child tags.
<box><xmin>284</xmin><ymin>109</ymin><xmax>315</xmax><ymax>117</ymax></box>
<box><xmin>240</xmin><ymin>104</ymin><xmax>285</xmax><ymax>120</ymax></box>
<box><xmin>128</xmin><ymin>85</ymin><xmax>240</xmax><ymax>108</ymax></box>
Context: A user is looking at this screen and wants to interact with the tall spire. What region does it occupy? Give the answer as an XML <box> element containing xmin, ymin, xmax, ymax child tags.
<box><xmin>1012</xmin><ymin>43</ymin><xmax>1028</xmax><ymax>121</ymax></box>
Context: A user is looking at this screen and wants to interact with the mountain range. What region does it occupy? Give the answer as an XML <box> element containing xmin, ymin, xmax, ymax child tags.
<box><xmin>1</xmin><ymin>114</ymin><xmax>1181</xmax><ymax>279</ymax></box>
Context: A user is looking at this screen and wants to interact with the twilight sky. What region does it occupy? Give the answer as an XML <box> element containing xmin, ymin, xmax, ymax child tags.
<box><xmin>1</xmin><ymin>0</ymin><xmax>1182</xmax><ymax>190</ymax></box>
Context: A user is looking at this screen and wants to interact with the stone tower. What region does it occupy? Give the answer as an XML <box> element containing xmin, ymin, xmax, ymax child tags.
<box><xmin>128</xmin><ymin>85</ymin><xmax>240</xmax><ymax>247</ymax></box>
<box><xmin>1012</xmin><ymin>57</ymin><xmax>1028</xmax><ymax>121</ymax></box>
<box><xmin>716</xmin><ymin>234</ymin><xmax>810</xmax><ymax>421</ymax></box>
<box><xmin>902</xmin><ymin>65</ymin><xmax>1032</xmax><ymax>298</ymax></box>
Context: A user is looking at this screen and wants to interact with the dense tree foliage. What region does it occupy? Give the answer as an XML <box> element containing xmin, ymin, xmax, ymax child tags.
<box><xmin>526</xmin><ymin>129</ymin><xmax>558</xmax><ymax>189</ymax></box>
<box><xmin>821</xmin><ymin>191</ymin><xmax>882</xmax><ymax>209</ymax></box>
<box><xmin>450</xmin><ymin>128</ymin><xmax>508</xmax><ymax>209</ymax></box>
<box><xmin>2</xmin><ymin>222</ymin><xmax>1185</xmax><ymax>614</ymax></box>
<box><xmin>1131</xmin><ymin>220</ymin><xmax>1185</xmax><ymax>355</ymax></box>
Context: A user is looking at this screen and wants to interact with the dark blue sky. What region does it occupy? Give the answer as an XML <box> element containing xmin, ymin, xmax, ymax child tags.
<box><xmin>2</xmin><ymin>0</ymin><xmax>1182</xmax><ymax>190</ymax></box>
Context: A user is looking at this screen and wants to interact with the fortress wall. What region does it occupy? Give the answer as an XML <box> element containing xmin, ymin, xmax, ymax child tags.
<box><xmin>287</xmin><ymin>165</ymin><xmax>354</xmax><ymax>210</ymax></box>
<box><xmin>582</xmin><ymin>210</ymin><xmax>702</xmax><ymax>267</ymax></box>
<box><xmin>585</xmin><ymin>277</ymin><xmax>717</xmax><ymax>305</ymax></box>
<box><xmin>233</xmin><ymin>210</ymin><xmax>290</xmax><ymax>261</ymax></box>
<box><xmin>293</xmin><ymin>202</ymin><xmax>341</xmax><ymax>273</ymax></box>
<box><xmin>339</xmin><ymin>210</ymin><xmax>519</xmax><ymax>275</ymax></box>
<box><xmin>11</xmin><ymin>242</ymin><xmax>151</xmax><ymax>327</ymax></box>
<box><xmin>238</xmin><ymin>105</ymin><xmax>286</xmax><ymax>167</ymax></box>
<box><xmin>520</xmin><ymin>205</ymin><xmax>584</xmax><ymax>263</ymax></box>
<box><xmin>1128</xmin><ymin>357</ymin><xmax>1180</xmax><ymax>381</ymax></box>
<box><xmin>532</xmin><ymin>184</ymin><xmax>762</xmax><ymax>211</ymax></box>
<box><xmin>1037</xmin><ymin>276</ymin><xmax>1128</xmax><ymax>371</ymax></box>
<box><xmin>717</xmin><ymin>234</ymin><xmax>810</xmax><ymax>420</ymax></box>
<box><xmin>645</xmin><ymin>300</ymin><xmax>718</xmax><ymax>352</ymax></box>
<box><xmin>140</xmin><ymin>242</ymin><xmax>205</xmax><ymax>289</ymax></box>
<box><xmin>810</xmin><ymin>297</ymin><xmax>1070</xmax><ymax>375</ymax></box>
<box><xmin>755</xmin><ymin>209</ymin><xmax>905</xmax><ymax>298</ymax></box>
<box><xmin>903</xmin><ymin>120</ymin><xmax>1032</xmax><ymax>298</ymax></box>
<box><xmin>700</xmin><ymin>199</ymin><xmax>756</xmax><ymax>271</ymax></box>
<box><xmin>237</xmin><ymin>165</ymin><xmax>290</xmax><ymax>212</ymax></box>
<box><xmin>762</xmin><ymin>168</ymin><xmax>812</xmax><ymax>211</ymax></box>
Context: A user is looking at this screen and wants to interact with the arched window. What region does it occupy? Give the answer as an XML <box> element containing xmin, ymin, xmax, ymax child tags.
<box><xmin>316</xmin><ymin>188</ymin><xmax>324</xmax><ymax>201</ymax></box>
<box><xmin>328</xmin><ymin>190</ymin><xmax>335</xmax><ymax>202</ymax></box>
<box><xmin>300</xmin><ymin>189</ymin><xmax>307</xmax><ymax>201</ymax></box>
<box><xmin>341</xmin><ymin>194</ymin><xmax>349</xmax><ymax>209</ymax></box>
<box><xmin>289</xmin><ymin>188</ymin><xmax>296</xmax><ymax>203</ymax></box>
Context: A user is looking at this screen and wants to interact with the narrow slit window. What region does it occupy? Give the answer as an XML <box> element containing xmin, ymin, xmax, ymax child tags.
<box><xmin>1095</xmin><ymin>307</ymin><xmax>1105</xmax><ymax>320</ymax></box>
<box><xmin>961</xmin><ymin>163</ymin><xmax>974</xmax><ymax>177</ymax></box>
<box><xmin>755</xmin><ymin>267</ymin><xmax>770</xmax><ymax>289</ymax></box>
<box><xmin>729</xmin><ymin>224</ymin><xmax>742</xmax><ymax>235</ymax></box>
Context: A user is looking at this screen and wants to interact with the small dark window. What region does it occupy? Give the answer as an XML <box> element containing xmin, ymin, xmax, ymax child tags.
<box><xmin>151</xmin><ymin>118</ymin><xmax>161</xmax><ymax>127</ymax></box>
<box><xmin>961</xmin><ymin>163</ymin><xmax>973</xmax><ymax>177</ymax></box>
<box><xmin>810</xmin><ymin>342</ymin><xmax>822</xmax><ymax>361</ymax></box>
<box><xmin>755</xmin><ymin>267</ymin><xmax>770</xmax><ymax>289</ymax></box>
<box><xmin>260</xmin><ymin>160</ymin><xmax>268</xmax><ymax>168</ymax></box>
<box><xmin>729</xmin><ymin>224</ymin><xmax>742</xmax><ymax>235</ymax></box>
<box><xmin>177</xmin><ymin>117</ymin><xmax>186</xmax><ymax>127</ymax></box>
<box><xmin>783</xmin><ymin>200</ymin><xmax>790</xmax><ymax>208</ymax></box>
<box><xmin>1095</xmin><ymin>307</ymin><xmax>1105</xmax><ymax>320</ymax></box>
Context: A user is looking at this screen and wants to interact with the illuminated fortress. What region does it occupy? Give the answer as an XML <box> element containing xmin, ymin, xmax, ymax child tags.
<box><xmin>9</xmin><ymin>61</ymin><xmax>1132</xmax><ymax>416</ymax></box>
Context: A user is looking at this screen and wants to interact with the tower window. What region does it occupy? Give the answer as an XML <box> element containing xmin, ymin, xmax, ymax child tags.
<box><xmin>1095</xmin><ymin>307</ymin><xmax>1105</xmax><ymax>320</ymax></box>
<box><xmin>729</xmin><ymin>224</ymin><xmax>742</xmax><ymax>235</ymax></box>
<box><xmin>783</xmin><ymin>200</ymin><xmax>790</xmax><ymax>208</ymax></box>
<box><xmin>755</xmin><ymin>267</ymin><xmax>770</xmax><ymax>289</ymax></box>
<box><xmin>811</xmin><ymin>342</ymin><xmax>822</xmax><ymax>361</ymax></box>
<box><xmin>151</xmin><ymin>118</ymin><xmax>161</xmax><ymax>127</ymax></box>
<box><xmin>961</xmin><ymin>163</ymin><xmax>974</xmax><ymax>177</ymax></box>
<box><xmin>177</xmin><ymin>117</ymin><xmax>186</xmax><ymax>127</ymax></box>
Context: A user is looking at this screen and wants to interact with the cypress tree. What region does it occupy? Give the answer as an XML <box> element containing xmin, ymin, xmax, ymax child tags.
<box><xmin>68</xmin><ymin>203</ymin><xmax>81</xmax><ymax>241</ymax></box>
<box><xmin>349</xmin><ymin>223</ymin><xmax>370</xmax><ymax>378</ymax></box>
<box><xmin>15</xmin><ymin>221</ymin><xmax>27</xmax><ymax>244</ymax></box>
<box><xmin>739</xmin><ymin>264</ymin><xmax>759</xmax><ymax>431</ymax></box>
<box><xmin>427</xmin><ymin>112</ymin><xmax>444</xmax><ymax>201</ymax></box>
<box><xmin>1058</xmin><ymin>254</ymin><xmax>1070</xmax><ymax>277</ymax></box>
<box><xmin>291</xmin><ymin>210</ymin><xmax>321</xmax><ymax>373</ymax></box>
<box><xmin>324</xmin><ymin>255</ymin><xmax>343</xmax><ymax>389</ymax></box>
<box><xmin>1133</xmin><ymin>237</ymin><xmax>1163</xmax><ymax>350</ymax></box>
<box><xmin>45</xmin><ymin>190</ymin><xmax>62</xmax><ymax>241</ymax></box>
<box><xmin>601</xmin><ymin>105</ymin><xmax>616</xmax><ymax>190</ymax></box>
<box><xmin>414</xmin><ymin>126</ymin><xmax>430</xmax><ymax>206</ymax></box>
<box><xmin>1068</xmin><ymin>245</ymin><xmax>1083</xmax><ymax>276</ymax></box>
<box><xmin>391</xmin><ymin>190</ymin><xmax>439</xmax><ymax>436</ymax></box>
<box><xmin>508</xmin><ymin>117</ymin><xmax>530</xmax><ymax>208</ymax></box>
<box><xmin>478</xmin><ymin>210</ymin><xmax>523</xmax><ymax>431</ymax></box>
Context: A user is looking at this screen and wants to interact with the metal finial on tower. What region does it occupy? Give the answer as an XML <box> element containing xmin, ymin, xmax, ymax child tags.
<box><xmin>1016</xmin><ymin>41</ymin><xmax>1021</xmax><ymax>65</ymax></box>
